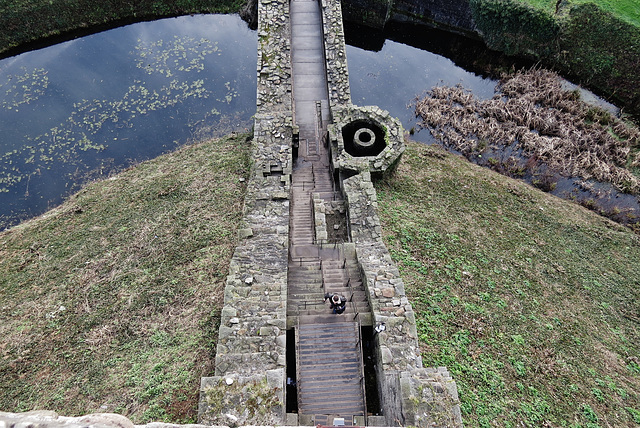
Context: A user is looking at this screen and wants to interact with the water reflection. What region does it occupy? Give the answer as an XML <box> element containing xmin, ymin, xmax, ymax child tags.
<box><xmin>346</xmin><ymin>25</ymin><xmax>639</xmax><ymax>228</ymax></box>
<box><xmin>0</xmin><ymin>14</ymin><xmax>256</xmax><ymax>229</ymax></box>
<box><xmin>346</xmin><ymin>24</ymin><xmax>497</xmax><ymax>144</ymax></box>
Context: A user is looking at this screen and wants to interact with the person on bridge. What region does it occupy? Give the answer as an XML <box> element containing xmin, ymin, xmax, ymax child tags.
<box><xmin>324</xmin><ymin>292</ymin><xmax>346</xmax><ymax>314</ymax></box>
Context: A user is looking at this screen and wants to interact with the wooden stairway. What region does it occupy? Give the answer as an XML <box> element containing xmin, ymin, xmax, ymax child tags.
<box><xmin>296</xmin><ymin>321</ymin><xmax>366</xmax><ymax>418</ymax></box>
<box><xmin>288</xmin><ymin>0</ymin><xmax>369</xmax><ymax>422</ymax></box>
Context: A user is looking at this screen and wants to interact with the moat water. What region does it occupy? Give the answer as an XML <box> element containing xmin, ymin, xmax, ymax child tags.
<box><xmin>1</xmin><ymin>15</ymin><xmax>635</xmax><ymax>229</ymax></box>
<box><xmin>0</xmin><ymin>15</ymin><xmax>257</xmax><ymax>229</ymax></box>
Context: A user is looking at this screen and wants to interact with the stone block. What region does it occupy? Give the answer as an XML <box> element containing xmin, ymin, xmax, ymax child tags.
<box><xmin>266</xmin><ymin>368</ymin><xmax>284</xmax><ymax>389</ymax></box>
<box><xmin>380</xmin><ymin>345</ymin><xmax>393</xmax><ymax>365</ymax></box>
<box><xmin>238</xmin><ymin>228</ymin><xmax>254</xmax><ymax>238</ymax></box>
<box><xmin>381</xmin><ymin>288</ymin><xmax>395</xmax><ymax>298</ymax></box>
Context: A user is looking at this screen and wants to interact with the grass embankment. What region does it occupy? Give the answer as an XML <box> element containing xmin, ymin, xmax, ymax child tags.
<box><xmin>0</xmin><ymin>0</ymin><xmax>246</xmax><ymax>57</ymax></box>
<box><xmin>0</xmin><ymin>134</ymin><xmax>250</xmax><ymax>423</ymax></box>
<box><xmin>377</xmin><ymin>141</ymin><xmax>640</xmax><ymax>427</ymax></box>
<box><xmin>518</xmin><ymin>0</ymin><xmax>639</xmax><ymax>26</ymax></box>
<box><xmin>468</xmin><ymin>0</ymin><xmax>640</xmax><ymax>113</ymax></box>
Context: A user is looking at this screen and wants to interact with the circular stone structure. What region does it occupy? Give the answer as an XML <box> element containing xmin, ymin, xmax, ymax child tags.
<box><xmin>329</xmin><ymin>105</ymin><xmax>404</xmax><ymax>175</ymax></box>
<box><xmin>342</xmin><ymin>119</ymin><xmax>387</xmax><ymax>157</ymax></box>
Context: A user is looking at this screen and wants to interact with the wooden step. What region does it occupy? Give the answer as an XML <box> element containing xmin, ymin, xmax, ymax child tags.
<box><xmin>296</xmin><ymin>320</ymin><xmax>365</xmax><ymax>417</ymax></box>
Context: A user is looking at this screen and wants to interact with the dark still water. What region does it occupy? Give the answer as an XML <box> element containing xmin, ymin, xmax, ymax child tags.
<box><xmin>345</xmin><ymin>23</ymin><xmax>639</xmax><ymax>228</ymax></box>
<box><xmin>4</xmin><ymin>14</ymin><xmax>629</xmax><ymax>230</ymax></box>
<box><xmin>345</xmin><ymin>22</ymin><xmax>499</xmax><ymax>142</ymax></box>
<box><xmin>0</xmin><ymin>14</ymin><xmax>257</xmax><ymax>229</ymax></box>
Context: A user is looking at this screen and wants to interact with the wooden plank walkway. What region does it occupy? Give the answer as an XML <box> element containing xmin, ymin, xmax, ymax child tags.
<box><xmin>297</xmin><ymin>322</ymin><xmax>365</xmax><ymax>417</ymax></box>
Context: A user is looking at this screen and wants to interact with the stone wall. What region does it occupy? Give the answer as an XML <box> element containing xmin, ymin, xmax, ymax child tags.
<box><xmin>0</xmin><ymin>411</ymin><xmax>409</xmax><ymax>428</ymax></box>
<box><xmin>198</xmin><ymin>0</ymin><xmax>293</xmax><ymax>424</ymax></box>
<box><xmin>319</xmin><ymin>0</ymin><xmax>351</xmax><ymax>110</ymax></box>
<box><xmin>0</xmin><ymin>411</ymin><xmax>214</xmax><ymax>428</ymax></box>
<box><xmin>329</xmin><ymin>105</ymin><xmax>404</xmax><ymax>175</ymax></box>
<box><xmin>342</xmin><ymin>173</ymin><xmax>463</xmax><ymax>427</ymax></box>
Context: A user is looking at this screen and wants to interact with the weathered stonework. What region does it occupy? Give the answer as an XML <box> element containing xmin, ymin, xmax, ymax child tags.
<box><xmin>0</xmin><ymin>412</ymin><xmax>224</xmax><ymax>428</ymax></box>
<box><xmin>341</xmin><ymin>0</ymin><xmax>478</xmax><ymax>37</ymax></box>
<box><xmin>342</xmin><ymin>172</ymin><xmax>463</xmax><ymax>427</ymax></box>
<box><xmin>198</xmin><ymin>0</ymin><xmax>293</xmax><ymax>423</ymax></box>
<box><xmin>256</xmin><ymin>0</ymin><xmax>293</xmax><ymax>112</ymax></box>
<box><xmin>0</xmin><ymin>411</ymin><xmax>411</xmax><ymax>428</ymax></box>
<box><xmin>312</xmin><ymin>0</ymin><xmax>463</xmax><ymax>424</ymax></box>
<box><xmin>329</xmin><ymin>105</ymin><xmax>405</xmax><ymax>175</ymax></box>
<box><xmin>388</xmin><ymin>0</ymin><xmax>476</xmax><ymax>34</ymax></box>
<box><xmin>320</xmin><ymin>0</ymin><xmax>351</xmax><ymax>109</ymax></box>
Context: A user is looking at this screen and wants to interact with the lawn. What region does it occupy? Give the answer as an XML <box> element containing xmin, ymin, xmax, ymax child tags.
<box><xmin>376</xmin><ymin>141</ymin><xmax>640</xmax><ymax>427</ymax></box>
<box><xmin>0</xmin><ymin>134</ymin><xmax>250</xmax><ymax>423</ymax></box>
<box><xmin>516</xmin><ymin>0</ymin><xmax>640</xmax><ymax>26</ymax></box>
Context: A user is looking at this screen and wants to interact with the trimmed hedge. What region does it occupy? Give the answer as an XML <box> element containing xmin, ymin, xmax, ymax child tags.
<box><xmin>559</xmin><ymin>3</ymin><xmax>640</xmax><ymax>112</ymax></box>
<box><xmin>469</xmin><ymin>0</ymin><xmax>560</xmax><ymax>58</ymax></box>
<box><xmin>469</xmin><ymin>0</ymin><xmax>640</xmax><ymax>113</ymax></box>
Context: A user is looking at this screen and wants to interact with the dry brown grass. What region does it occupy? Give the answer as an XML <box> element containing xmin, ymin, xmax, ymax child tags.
<box><xmin>415</xmin><ymin>68</ymin><xmax>640</xmax><ymax>194</ymax></box>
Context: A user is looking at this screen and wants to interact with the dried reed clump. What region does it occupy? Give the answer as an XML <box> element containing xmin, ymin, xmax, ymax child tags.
<box><xmin>414</xmin><ymin>68</ymin><xmax>640</xmax><ymax>194</ymax></box>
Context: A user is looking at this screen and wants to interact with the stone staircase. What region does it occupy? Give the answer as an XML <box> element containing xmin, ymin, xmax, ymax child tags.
<box><xmin>287</xmin><ymin>246</ymin><xmax>370</xmax><ymax>322</ymax></box>
<box><xmin>286</xmin><ymin>0</ymin><xmax>378</xmax><ymax>423</ymax></box>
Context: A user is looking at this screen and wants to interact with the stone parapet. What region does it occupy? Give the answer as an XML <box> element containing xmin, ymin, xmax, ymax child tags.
<box><xmin>199</xmin><ymin>0</ymin><xmax>293</xmax><ymax>421</ymax></box>
<box><xmin>1</xmin><ymin>411</ymin><xmax>409</xmax><ymax>428</ymax></box>
<box><xmin>256</xmin><ymin>0</ymin><xmax>292</xmax><ymax>112</ymax></box>
<box><xmin>342</xmin><ymin>172</ymin><xmax>463</xmax><ymax>426</ymax></box>
<box><xmin>199</xmin><ymin>372</ymin><xmax>285</xmax><ymax>426</ymax></box>
<box><xmin>320</xmin><ymin>0</ymin><xmax>351</xmax><ymax>109</ymax></box>
<box><xmin>343</xmin><ymin>173</ymin><xmax>422</xmax><ymax>372</ymax></box>
<box><xmin>199</xmin><ymin>114</ymin><xmax>291</xmax><ymax>424</ymax></box>
<box><xmin>399</xmin><ymin>368</ymin><xmax>463</xmax><ymax>427</ymax></box>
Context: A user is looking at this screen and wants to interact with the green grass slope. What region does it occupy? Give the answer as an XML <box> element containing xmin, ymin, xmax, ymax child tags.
<box><xmin>0</xmin><ymin>134</ymin><xmax>250</xmax><ymax>423</ymax></box>
<box><xmin>376</xmin><ymin>141</ymin><xmax>640</xmax><ymax>427</ymax></box>
<box><xmin>515</xmin><ymin>0</ymin><xmax>639</xmax><ymax>26</ymax></box>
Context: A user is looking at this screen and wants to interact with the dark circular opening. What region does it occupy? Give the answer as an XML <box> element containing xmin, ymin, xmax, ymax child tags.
<box><xmin>342</xmin><ymin>120</ymin><xmax>386</xmax><ymax>157</ymax></box>
<box><xmin>356</xmin><ymin>129</ymin><xmax>372</xmax><ymax>143</ymax></box>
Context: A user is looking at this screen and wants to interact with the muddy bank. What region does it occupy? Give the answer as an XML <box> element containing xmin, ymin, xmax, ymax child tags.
<box><xmin>414</xmin><ymin>69</ymin><xmax>640</xmax><ymax>231</ymax></box>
